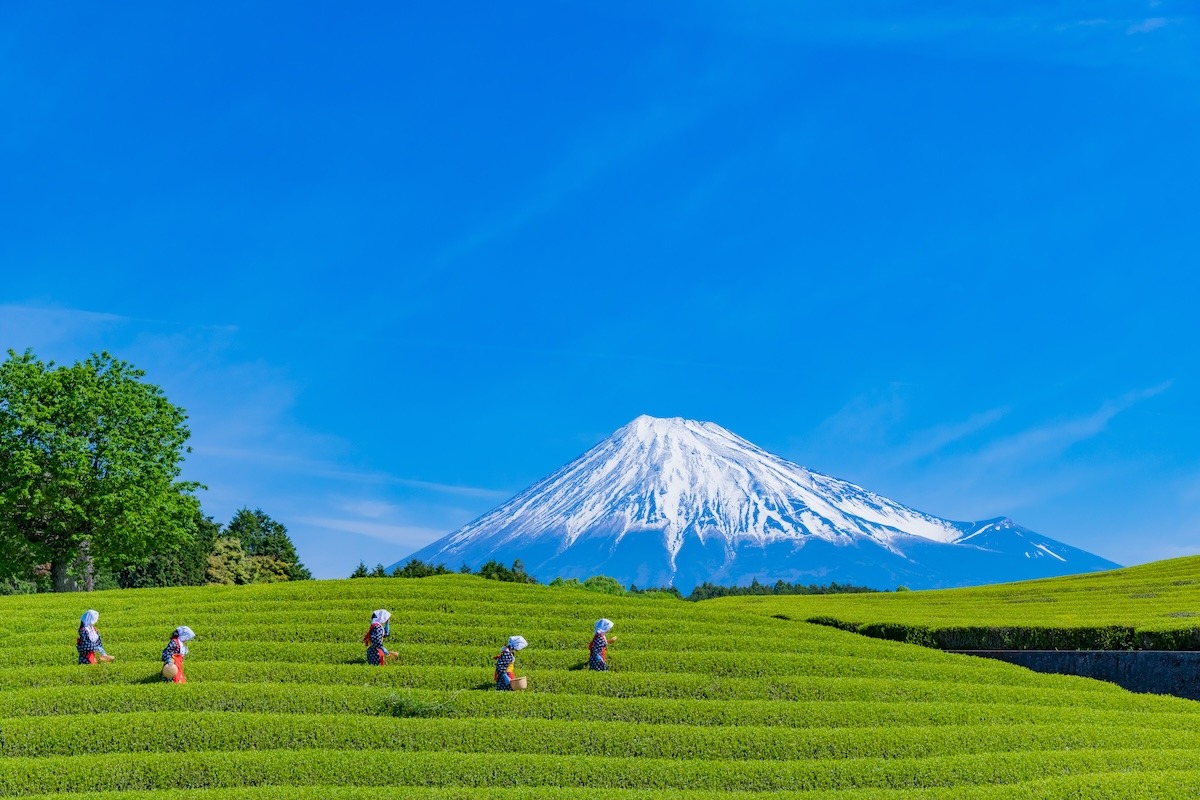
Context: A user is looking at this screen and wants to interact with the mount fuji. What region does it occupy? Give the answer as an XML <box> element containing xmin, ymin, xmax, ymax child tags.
<box><xmin>396</xmin><ymin>415</ymin><xmax>1120</xmax><ymax>592</ymax></box>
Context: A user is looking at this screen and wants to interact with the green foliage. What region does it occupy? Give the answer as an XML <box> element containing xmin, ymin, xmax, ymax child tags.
<box><xmin>392</xmin><ymin>559</ymin><xmax>452</xmax><ymax>578</ymax></box>
<box><xmin>225</xmin><ymin>508</ymin><xmax>311</xmax><ymax>581</ymax></box>
<box><xmin>687</xmin><ymin>579</ymin><xmax>877</xmax><ymax>601</ymax></box>
<box><xmin>477</xmin><ymin>559</ymin><xmax>537</xmax><ymax>583</ymax></box>
<box><xmin>2</xmin><ymin>569</ymin><xmax>1200</xmax><ymax>795</ymax></box>
<box><xmin>0</xmin><ymin>349</ymin><xmax>200</xmax><ymax>591</ymax></box>
<box><xmin>207</xmin><ymin>537</ymin><xmax>252</xmax><ymax>585</ymax></box>
<box><xmin>581</xmin><ymin>575</ymin><xmax>626</xmax><ymax>596</ymax></box>
<box><xmin>349</xmin><ymin>561</ymin><xmax>369</xmax><ymax>579</ymax></box>
<box><xmin>119</xmin><ymin>512</ymin><xmax>221</xmax><ymax>589</ymax></box>
<box><xmin>716</xmin><ymin>555</ymin><xmax>1200</xmax><ymax>652</ymax></box>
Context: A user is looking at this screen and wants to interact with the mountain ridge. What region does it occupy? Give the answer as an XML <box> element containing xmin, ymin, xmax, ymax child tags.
<box><xmin>397</xmin><ymin>415</ymin><xmax>1120</xmax><ymax>591</ymax></box>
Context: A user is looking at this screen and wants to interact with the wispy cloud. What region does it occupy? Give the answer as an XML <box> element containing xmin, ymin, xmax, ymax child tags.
<box><xmin>1128</xmin><ymin>17</ymin><xmax>1169</xmax><ymax>34</ymax></box>
<box><xmin>296</xmin><ymin>516</ymin><xmax>447</xmax><ymax>550</ymax></box>
<box><xmin>814</xmin><ymin>384</ymin><xmax>909</xmax><ymax>446</ymax></box>
<box><xmin>679</xmin><ymin>4</ymin><xmax>1199</xmax><ymax>77</ymax></box>
<box><xmin>191</xmin><ymin>444</ymin><xmax>509</xmax><ymax>499</ymax></box>
<box><xmin>975</xmin><ymin>383</ymin><xmax>1172</xmax><ymax>467</ymax></box>
<box><xmin>889</xmin><ymin>407</ymin><xmax>1011</xmax><ymax>466</ymax></box>
<box><xmin>0</xmin><ymin>303</ymin><xmax>127</xmax><ymax>352</ymax></box>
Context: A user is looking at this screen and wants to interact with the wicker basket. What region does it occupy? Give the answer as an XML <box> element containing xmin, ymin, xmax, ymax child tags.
<box><xmin>512</xmin><ymin>676</ymin><xmax>528</xmax><ymax>690</ymax></box>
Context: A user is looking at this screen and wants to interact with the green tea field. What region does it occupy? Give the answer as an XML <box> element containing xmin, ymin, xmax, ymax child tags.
<box><xmin>716</xmin><ymin>555</ymin><xmax>1200</xmax><ymax>650</ymax></box>
<box><xmin>4</xmin><ymin>573</ymin><xmax>1200</xmax><ymax>798</ymax></box>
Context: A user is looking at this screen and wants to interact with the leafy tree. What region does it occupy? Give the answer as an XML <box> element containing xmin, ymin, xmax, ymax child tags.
<box><xmin>686</xmin><ymin>579</ymin><xmax>877</xmax><ymax>601</ymax></box>
<box><xmin>349</xmin><ymin>561</ymin><xmax>369</xmax><ymax>578</ymax></box>
<box><xmin>369</xmin><ymin>563</ymin><xmax>388</xmax><ymax>578</ymax></box>
<box><xmin>224</xmin><ymin>507</ymin><xmax>310</xmax><ymax>581</ymax></box>
<box><xmin>249</xmin><ymin>555</ymin><xmax>292</xmax><ymax>583</ymax></box>
<box><xmin>476</xmin><ymin>560</ymin><xmax>537</xmax><ymax>584</ymax></box>
<box><xmin>206</xmin><ymin>536</ymin><xmax>251</xmax><ymax>585</ymax></box>
<box><xmin>118</xmin><ymin>511</ymin><xmax>221</xmax><ymax>589</ymax></box>
<box><xmin>392</xmin><ymin>558</ymin><xmax>451</xmax><ymax>578</ymax></box>
<box><xmin>0</xmin><ymin>350</ymin><xmax>200</xmax><ymax>591</ymax></box>
<box><xmin>581</xmin><ymin>575</ymin><xmax>625</xmax><ymax>595</ymax></box>
<box><xmin>628</xmin><ymin>584</ymin><xmax>683</xmax><ymax>599</ymax></box>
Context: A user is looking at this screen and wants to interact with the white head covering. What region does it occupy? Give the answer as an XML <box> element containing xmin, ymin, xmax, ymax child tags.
<box><xmin>371</xmin><ymin>609</ymin><xmax>391</xmax><ymax>625</ymax></box>
<box><xmin>506</xmin><ymin>635</ymin><xmax>527</xmax><ymax>651</ymax></box>
<box><xmin>173</xmin><ymin>626</ymin><xmax>196</xmax><ymax>656</ymax></box>
<box><xmin>80</xmin><ymin>610</ymin><xmax>100</xmax><ymax>644</ymax></box>
<box><xmin>595</xmin><ymin>618</ymin><xmax>614</xmax><ymax>634</ymax></box>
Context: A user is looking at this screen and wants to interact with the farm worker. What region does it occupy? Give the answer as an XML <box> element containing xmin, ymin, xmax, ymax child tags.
<box><xmin>161</xmin><ymin>626</ymin><xmax>195</xmax><ymax>683</ymax></box>
<box><xmin>76</xmin><ymin>610</ymin><xmax>114</xmax><ymax>664</ymax></box>
<box><xmin>589</xmin><ymin>618</ymin><xmax>614</xmax><ymax>671</ymax></box>
<box><xmin>364</xmin><ymin>609</ymin><xmax>397</xmax><ymax>665</ymax></box>
<box><xmin>494</xmin><ymin>635</ymin><xmax>527</xmax><ymax>690</ymax></box>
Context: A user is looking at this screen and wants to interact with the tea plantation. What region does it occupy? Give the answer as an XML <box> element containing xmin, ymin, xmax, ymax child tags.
<box><xmin>717</xmin><ymin>555</ymin><xmax>1200</xmax><ymax>650</ymax></box>
<box><xmin>4</xmin><ymin>573</ymin><xmax>1200</xmax><ymax>798</ymax></box>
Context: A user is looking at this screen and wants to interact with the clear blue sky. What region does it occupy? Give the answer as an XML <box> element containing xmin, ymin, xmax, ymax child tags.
<box><xmin>3</xmin><ymin>3</ymin><xmax>1198</xmax><ymax>579</ymax></box>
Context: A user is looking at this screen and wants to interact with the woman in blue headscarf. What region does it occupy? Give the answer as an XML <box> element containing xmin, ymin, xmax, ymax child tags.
<box><xmin>161</xmin><ymin>626</ymin><xmax>195</xmax><ymax>683</ymax></box>
<box><xmin>494</xmin><ymin>635</ymin><xmax>527</xmax><ymax>690</ymax></box>
<box><xmin>76</xmin><ymin>610</ymin><xmax>114</xmax><ymax>664</ymax></box>
<box><xmin>589</xmin><ymin>618</ymin><xmax>614</xmax><ymax>671</ymax></box>
<box><xmin>364</xmin><ymin>609</ymin><xmax>397</xmax><ymax>665</ymax></box>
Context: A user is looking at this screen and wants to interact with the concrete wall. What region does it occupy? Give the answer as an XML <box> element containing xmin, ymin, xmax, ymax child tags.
<box><xmin>954</xmin><ymin>650</ymin><xmax>1200</xmax><ymax>701</ymax></box>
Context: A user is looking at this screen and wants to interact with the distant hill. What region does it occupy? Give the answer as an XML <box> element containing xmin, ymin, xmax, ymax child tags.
<box><xmin>398</xmin><ymin>415</ymin><xmax>1120</xmax><ymax>591</ymax></box>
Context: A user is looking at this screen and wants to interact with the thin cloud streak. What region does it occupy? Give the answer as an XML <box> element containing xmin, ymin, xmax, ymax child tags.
<box><xmin>192</xmin><ymin>444</ymin><xmax>510</xmax><ymax>499</ymax></box>
<box><xmin>297</xmin><ymin>516</ymin><xmax>448</xmax><ymax>549</ymax></box>
<box><xmin>889</xmin><ymin>406</ymin><xmax>1011</xmax><ymax>466</ymax></box>
<box><xmin>1128</xmin><ymin>17</ymin><xmax>1169</xmax><ymax>34</ymax></box>
<box><xmin>975</xmin><ymin>383</ymin><xmax>1172</xmax><ymax>467</ymax></box>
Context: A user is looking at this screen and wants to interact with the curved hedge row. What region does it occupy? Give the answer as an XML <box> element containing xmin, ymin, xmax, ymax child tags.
<box><xmin>1</xmin><ymin>573</ymin><xmax>1199</xmax><ymax>796</ymax></box>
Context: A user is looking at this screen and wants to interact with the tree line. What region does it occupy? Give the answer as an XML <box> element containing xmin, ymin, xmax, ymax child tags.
<box><xmin>0</xmin><ymin>349</ymin><xmax>308</xmax><ymax>593</ymax></box>
<box><xmin>356</xmin><ymin>558</ymin><xmax>878</xmax><ymax>601</ymax></box>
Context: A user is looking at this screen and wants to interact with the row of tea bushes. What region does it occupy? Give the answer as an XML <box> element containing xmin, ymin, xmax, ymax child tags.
<box><xmin>2</xmin><ymin>573</ymin><xmax>1200</xmax><ymax>796</ymax></box>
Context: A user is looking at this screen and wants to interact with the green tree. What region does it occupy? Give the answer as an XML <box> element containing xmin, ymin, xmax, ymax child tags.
<box><xmin>118</xmin><ymin>511</ymin><xmax>221</xmax><ymax>588</ymax></box>
<box><xmin>476</xmin><ymin>560</ymin><xmax>538</xmax><ymax>584</ymax></box>
<box><xmin>0</xmin><ymin>350</ymin><xmax>201</xmax><ymax>591</ymax></box>
<box><xmin>582</xmin><ymin>575</ymin><xmax>626</xmax><ymax>595</ymax></box>
<box><xmin>349</xmin><ymin>561</ymin><xmax>369</xmax><ymax>578</ymax></box>
<box><xmin>224</xmin><ymin>507</ymin><xmax>310</xmax><ymax>581</ymax></box>
<box><xmin>206</xmin><ymin>536</ymin><xmax>251</xmax><ymax>585</ymax></box>
<box><xmin>393</xmin><ymin>558</ymin><xmax>450</xmax><ymax>578</ymax></box>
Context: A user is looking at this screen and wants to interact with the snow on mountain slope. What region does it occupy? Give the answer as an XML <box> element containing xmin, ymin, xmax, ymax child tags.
<box><xmin>398</xmin><ymin>416</ymin><xmax>1121</xmax><ymax>591</ymax></box>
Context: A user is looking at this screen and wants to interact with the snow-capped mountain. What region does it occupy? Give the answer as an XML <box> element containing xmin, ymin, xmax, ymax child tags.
<box><xmin>397</xmin><ymin>415</ymin><xmax>1120</xmax><ymax>591</ymax></box>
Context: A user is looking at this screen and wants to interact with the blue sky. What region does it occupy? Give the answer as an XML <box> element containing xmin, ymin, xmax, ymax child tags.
<box><xmin>3</xmin><ymin>2</ymin><xmax>1198</xmax><ymax>579</ymax></box>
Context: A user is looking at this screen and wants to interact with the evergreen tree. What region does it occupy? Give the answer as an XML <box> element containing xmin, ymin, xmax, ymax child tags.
<box><xmin>225</xmin><ymin>508</ymin><xmax>311</xmax><ymax>581</ymax></box>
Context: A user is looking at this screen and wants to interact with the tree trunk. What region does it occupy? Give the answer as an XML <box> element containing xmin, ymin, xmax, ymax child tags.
<box><xmin>79</xmin><ymin>540</ymin><xmax>95</xmax><ymax>592</ymax></box>
<box><xmin>51</xmin><ymin>557</ymin><xmax>78</xmax><ymax>592</ymax></box>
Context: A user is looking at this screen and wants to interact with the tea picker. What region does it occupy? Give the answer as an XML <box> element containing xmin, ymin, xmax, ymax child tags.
<box><xmin>161</xmin><ymin>626</ymin><xmax>196</xmax><ymax>683</ymax></box>
<box><xmin>364</xmin><ymin>609</ymin><xmax>399</xmax><ymax>665</ymax></box>
<box><xmin>76</xmin><ymin>610</ymin><xmax>115</xmax><ymax>664</ymax></box>
<box><xmin>494</xmin><ymin>635</ymin><xmax>528</xmax><ymax>690</ymax></box>
<box><xmin>589</xmin><ymin>618</ymin><xmax>614</xmax><ymax>671</ymax></box>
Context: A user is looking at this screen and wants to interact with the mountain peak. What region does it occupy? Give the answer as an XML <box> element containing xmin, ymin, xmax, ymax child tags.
<box><xmin>399</xmin><ymin>420</ymin><xmax>1120</xmax><ymax>591</ymax></box>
